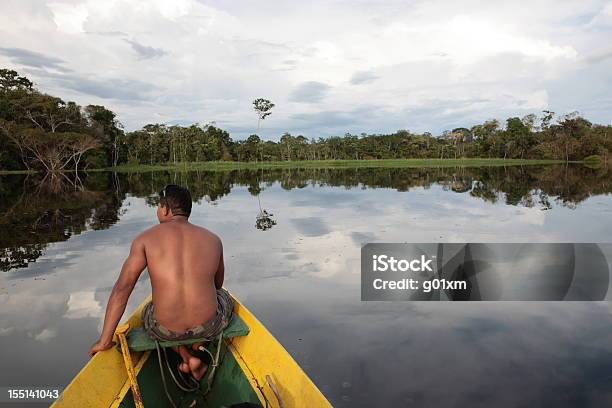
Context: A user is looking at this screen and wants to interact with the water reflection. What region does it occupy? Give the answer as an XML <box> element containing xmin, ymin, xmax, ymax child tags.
<box><xmin>0</xmin><ymin>172</ymin><xmax>124</xmax><ymax>272</ymax></box>
<box><xmin>2</xmin><ymin>164</ymin><xmax>611</xmax><ymax>272</ymax></box>
<box><xmin>1</xmin><ymin>164</ymin><xmax>612</xmax><ymax>407</ymax></box>
<box><xmin>255</xmin><ymin>208</ymin><xmax>276</xmax><ymax>231</ymax></box>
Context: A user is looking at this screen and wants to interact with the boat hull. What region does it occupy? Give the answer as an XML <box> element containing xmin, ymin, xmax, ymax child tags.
<box><xmin>51</xmin><ymin>294</ymin><xmax>331</xmax><ymax>407</ymax></box>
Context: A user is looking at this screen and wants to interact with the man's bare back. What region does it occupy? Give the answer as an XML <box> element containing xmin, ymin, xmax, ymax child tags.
<box><xmin>141</xmin><ymin>219</ymin><xmax>223</xmax><ymax>332</ymax></box>
<box><xmin>89</xmin><ymin>184</ymin><xmax>225</xmax><ymax>380</ymax></box>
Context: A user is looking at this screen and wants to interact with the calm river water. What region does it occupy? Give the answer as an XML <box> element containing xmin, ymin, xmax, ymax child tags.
<box><xmin>2</xmin><ymin>164</ymin><xmax>612</xmax><ymax>407</ymax></box>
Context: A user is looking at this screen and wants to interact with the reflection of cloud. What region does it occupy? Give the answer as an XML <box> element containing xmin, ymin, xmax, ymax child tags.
<box><xmin>2</xmin><ymin>171</ymin><xmax>612</xmax><ymax>401</ymax></box>
<box><xmin>0</xmin><ymin>292</ymin><xmax>68</xmax><ymax>343</ymax></box>
<box><xmin>217</xmin><ymin>179</ymin><xmax>596</xmax><ymax>289</ymax></box>
<box><xmin>32</xmin><ymin>328</ymin><xmax>56</xmax><ymax>342</ymax></box>
<box><xmin>350</xmin><ymin>231</ymin><xmax>376</xmax><ymax>246</ymax></box>
<box><xmin>291</xmin><ymin>217</ymin><xmax>331</xmax><ymax>237</ymax></box>
<box><xmin>234</xmin><ymin>276</ymin><xmax>612</xmax><ymax>407</ymax></box>
<box><xmin>0</xmin><ymin>327</ymin><xmax>15</xmax><ymax>336</ymax></box>
<box><xmin>65</xmin><ymin>291</ymin><xmax>102</xmax><ymax>319</ymax></box>
<box><xmin>290</xmin><ymin>188</ymin><xmax>365</xmax><ymax>208</ymax></box>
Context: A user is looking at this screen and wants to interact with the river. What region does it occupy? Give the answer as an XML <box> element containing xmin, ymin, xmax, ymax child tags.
<box><xmin>1</xmin><ymin>164</ymin><xmax>612</xmax><ymax>407</ymax></box>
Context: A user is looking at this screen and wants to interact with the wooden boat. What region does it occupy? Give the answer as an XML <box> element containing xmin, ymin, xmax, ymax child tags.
<box><xmin>51</xmin><ymin>294</ymin><xmax>331</xmax><ymax>408</ymax></box>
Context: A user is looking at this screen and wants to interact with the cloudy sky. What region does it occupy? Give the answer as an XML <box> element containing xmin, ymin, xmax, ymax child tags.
<box><xmin>0</xmin><ymin>0</ymin><xmax>611</xmax><ymax>139</ymax></box>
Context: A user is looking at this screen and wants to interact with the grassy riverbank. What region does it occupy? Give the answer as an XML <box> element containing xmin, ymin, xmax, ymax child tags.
<box><xmin>0</xmin><ymin>158</ymin><xmax>572</xmax><ymax>175</ymax></box>
<box><xmin>104</xmin><ymin>158</ymin><xmax>568</xmax><ymax>173</ymax></box>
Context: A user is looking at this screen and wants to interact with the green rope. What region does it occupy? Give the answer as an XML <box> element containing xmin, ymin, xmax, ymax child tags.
<box><xmin>155</xmin><ymin>332</ymin><xmax>225</xmax><ymax>407</ymax></box>
<box><xmin>155</xmin><ymin>340</ymin><xmax>178</xmax><ymax>408</ymax></box>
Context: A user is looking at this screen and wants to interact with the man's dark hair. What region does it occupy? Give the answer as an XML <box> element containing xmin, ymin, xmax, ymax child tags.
<box><xmin>159</xmin><ymin>184</ymin><xmax>192</xmax><ymax>217</ymax></box>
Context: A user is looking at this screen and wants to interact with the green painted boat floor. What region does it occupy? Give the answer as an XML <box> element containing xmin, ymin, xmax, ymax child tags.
<box><xmin>121</xmin><ymin>315</ymin><xmax>261</xmax><ymax>408</ymax></box>
<box><xmin>127</xmin><ymin>314</ymin><xmax>250</xmax><ymax>351</ymax></box>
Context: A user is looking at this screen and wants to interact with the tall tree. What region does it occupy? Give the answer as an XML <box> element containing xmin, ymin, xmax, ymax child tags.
<box><xmin>253</xmin><ymin>98</ymin><xmax>275</xmax><ymax>131</ymax></box>
<box><xmin>21</xmin><ymin>94</ymin><xmax>81</xmax><ymax>133</ymax></box>
<box><xmin>252</xmin><ymin>98</ymin><xmax>274</xmax><ymax>161</ymax></box>
<box><xmin>84</xmin><ymin>105</ymin><xmax>123</xmax><ymax>167</ymax></box>
<box><xmin>0</xmin><ymin>69</ymin><xmax>33</xmax><ymax>92</ymax></box>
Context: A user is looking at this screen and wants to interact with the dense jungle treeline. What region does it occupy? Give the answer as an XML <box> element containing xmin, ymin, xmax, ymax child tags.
<box><xmin>1</xmin><ymin>69</ymin><xmax>611</xmax><ymax>171</ymax></box>
<box><xmin>2</xmin><ymin>164</ymin><xmax>612</xmax><ymax>271</ymax></box>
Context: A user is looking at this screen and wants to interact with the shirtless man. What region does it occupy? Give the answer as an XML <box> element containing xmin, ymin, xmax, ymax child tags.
<box><xmin>88</xmin><ymin>184</ymin><xmax>227</xmax><ymax>380</ymax></box>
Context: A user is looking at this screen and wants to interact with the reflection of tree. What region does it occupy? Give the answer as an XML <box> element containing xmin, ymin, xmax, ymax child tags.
<box><xmin>256</xmin><ymin>208</ymin><xmax>276</xmax><ymax>231</ymax></box>
<box><xmin>0</xmin><ymin>172</ymin><xmax>125</xmax><ymax>271</ymax></box>
<box><xmin>3</xmin><ymin>164</ymin><xmax>612</xmax><ymax>272</ymax></box>
<box><xmin>470</xmin><ymin>181</ymin><xmax>499</xmax><ymax>204</ymax></box>
<box><xmin>255</xmin><ymin>195</ymin><xmax>276</xmax><ymax>231</ymax></box>
<box><xmin>117</xmin><ymin>164</ymin><xmax>612</xmax><ymax>212</ymax></box>
<box><xmin>250</xmin><ymin>169</ymin><xmax>276</xmax><ymax>231</ymax></box>
<box><xmin>444</xmin><ymin>171</ymin><xmax>473</xmax><ymax>193</ymax></box>
<box><xmin>117</xmin><ymin>165</ymin><xmax>612</xmax><ymax>228</ymax></box>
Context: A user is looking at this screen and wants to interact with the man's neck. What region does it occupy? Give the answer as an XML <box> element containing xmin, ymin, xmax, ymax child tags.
<box><xmin>167</xmin><ymin>215</ymin><xmax>189</xmax><ymax>223</ymax></box>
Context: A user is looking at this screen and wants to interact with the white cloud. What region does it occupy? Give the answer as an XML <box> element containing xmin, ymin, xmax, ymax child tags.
<box><xmin>350</xmin><ymin>70</ymin><xmax>379</xmax><ymax>85</ymax></box>
<box><xmin>48</xmin><ymin>2</ymin><xmax>88</xmax><ymax>34</ymax></box>
<box><xmin>290</xmin><ymin>81</ymin><xmax>332</xmax><ymax>103</ymax></box>
<box><xmin>0</xmin><ymin>0</ymin><xmax>610</xmax><ymax>138</ymax></box>
<box><xmin>589</xmin><ymin>2</ymin><xmax>612</xmax><ymax>27</ymax></box>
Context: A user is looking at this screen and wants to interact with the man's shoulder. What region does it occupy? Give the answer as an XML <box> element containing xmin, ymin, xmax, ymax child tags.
<box><xmin>135</xmin><ymin>224</ymin><xmax>164</xmax><ymax>241</ymax></box>
<box><xmin>193</xmin><ymin>225</ymin><xmax>222</xmax><ymax>243</ymax></box>
<box><xmin>135</xmin><ymin>223</ymin><xmax>221</xmax><ymax>246</ymax></box>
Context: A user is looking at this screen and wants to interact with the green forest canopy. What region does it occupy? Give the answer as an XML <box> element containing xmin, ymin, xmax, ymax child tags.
<box><xmin>1</xmin><ymin>69</ymin><xmax>611</xmax><ymax>171</ymax></box>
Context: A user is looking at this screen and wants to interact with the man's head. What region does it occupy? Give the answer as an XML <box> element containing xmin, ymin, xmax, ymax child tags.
<box><xmin>157</xmin><ymin>184</ymin><xmax>192</xmax><ymax>222</ymax></box>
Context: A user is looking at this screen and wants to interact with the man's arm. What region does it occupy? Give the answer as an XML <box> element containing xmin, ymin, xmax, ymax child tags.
<box><xmin>214</xmin><ymin>242</ymin><xmax>224</xmax><ymax>290</ymax></box>
<box><xmin>88</xmin><ymin>236</ymin><xmax>147</xmax><ymax>356</ymax></box>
